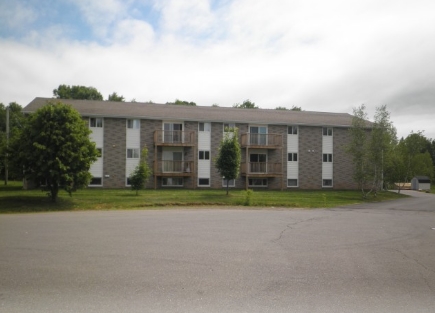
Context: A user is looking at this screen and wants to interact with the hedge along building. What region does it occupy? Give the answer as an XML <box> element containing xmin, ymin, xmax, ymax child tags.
<box><xmin>24</xmin><ymin>98</ymin><xmax>362</xmax><ymax>190</ymax></box>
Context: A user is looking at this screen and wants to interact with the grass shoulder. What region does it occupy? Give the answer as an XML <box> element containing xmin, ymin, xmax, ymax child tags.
<box><xmin>0</xmin><ymin>182</ymin><xmax>407</xmax><ymax>213</ymax></box>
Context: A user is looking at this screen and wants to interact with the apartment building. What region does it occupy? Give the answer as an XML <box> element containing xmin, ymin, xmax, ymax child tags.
<box><xmin>24</xmin><ymin>98</ymin><xmax>360</xmax><ymax>190</ymax></box>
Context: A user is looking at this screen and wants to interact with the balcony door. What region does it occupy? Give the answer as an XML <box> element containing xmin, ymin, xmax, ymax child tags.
<box><xmin>163</xmin><ymin>123</ymin><xmax>183</xmax><ymax>143</ymax></box>
<box><xmin>163</xmin><ymin>150</ymin><xmax>183</xmax><ymax>172</ymax></box>
<box><xmin>250</xmin><ymin>126</ymin><xmax>267</xmax><ymax>145</ymax></box>
<box><xmin>250</xmin><ymin>153</ymin><xmax>267</xmax><ymax>173</ymax></box>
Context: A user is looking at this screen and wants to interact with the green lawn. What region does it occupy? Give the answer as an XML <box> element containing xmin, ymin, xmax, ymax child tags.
<box><xmin>0</xmin><ymin>181</ymin><xmax>407</xmax><ymax>213</ymax></box>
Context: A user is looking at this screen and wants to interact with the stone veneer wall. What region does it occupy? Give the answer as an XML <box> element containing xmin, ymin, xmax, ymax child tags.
<box><xmin>332</xmin><ymin>127</ymin><xmax>358</xmax><ymax>189</ymax></box>
<box><xmin>210</xmin><ymin>122</ymin><xmax>222</xmax><ymax>188</ymax></box>
<box><xmin>298</xmin><ymin>126</ymin><xmax>323</xmax><ymax>189</ymax></box>
<box><xmin>94</xmin><ymin>117</ymin><xmax>356</xmax><ymax>190</ymax></box>
<box><xmin>141</xmin><ymin>119</ymin><xmax>160</xmax><ymax>189</ymax></box>
<box><xmin>103</xmin><ymin>118</ymin><xmax>127</xmax><ymax>188</ymax></box>
<box><xmin>183</xmin><ymin>121</ymin><xmax>196</xmax><ymax>189</ymax></box>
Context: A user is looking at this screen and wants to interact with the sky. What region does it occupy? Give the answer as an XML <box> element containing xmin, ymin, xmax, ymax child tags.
<box><xmin>1</xmin><ymin>0</ymin><xmax>434</xmax><ymax>140</ymax></box>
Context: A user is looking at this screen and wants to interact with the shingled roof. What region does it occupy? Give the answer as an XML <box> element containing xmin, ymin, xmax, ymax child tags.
<box><xmin>24</xmin><ymin>97</ymin><xmax>362</xmax><ymax>128</ymax></box>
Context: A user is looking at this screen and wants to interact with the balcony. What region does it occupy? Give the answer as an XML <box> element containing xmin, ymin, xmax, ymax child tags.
<box><xmin>154</xmin><ymin>130</ymin><xmax>196</xmax><ymax>146</ymax></box>
<box><xmin>241</xmin><ymin>162</ymin><xmax>282</xmax><ymax>177</ymax></box>
<box><xmin>154</xmin><ymin>160</ymin><xmax>195</xmax><ymax>177</ymax></box>
<box><xmin>240</xmin><ymin>133</ymin><xmax>282</xmax><ymax>148</ymax></box>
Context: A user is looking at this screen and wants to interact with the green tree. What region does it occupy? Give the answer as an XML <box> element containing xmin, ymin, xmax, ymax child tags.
<box><xmin>347</xmin><ymin>104</ymin><xmax>372</xmax><ymax>197</ymax></box>
<box><xmin>53</xmin><ymin>84</ymin><xmax>103</xmax><ymax>100</ymax></box>
<box><xmin>368</xmin><ymin>105</ymin><xmax>397</xmax><ymax>194</ymax></box>
<box><xmin>166</xmin><ymin>99</ymin><xmax>196</xmax><ymax>106</ymax></box>
<box><xmin>10</xmin><ymin>102</ymin><xmax>98</xmax><ymax>202</ymax></box>
<box><xmin>400</xmin><ymin>132</ymin><xmax>433</xmax><ymax>183</ymax></box>
<box><xmin>0</xmin><ymin>102</ymin><xmax>24</xmax><ymax>182</ymax></box>
<box><xmin>108</xmin><ymin>92</ymin><xmax>125</xmax><ymax>102</ymax></box>
<box><xmin>215</xmin><ymin>127</ymin><xmax>241</xmax><ymax>195</ymax></box>
<box><xmin>129</xmin><ymin>147</ymin><xmax>152</xmax><ymax>195</ymax></box>
<box><xmin>233</xmin><ymin>99</ymin><xmax>258</xmax><ymax>109</ymax></box>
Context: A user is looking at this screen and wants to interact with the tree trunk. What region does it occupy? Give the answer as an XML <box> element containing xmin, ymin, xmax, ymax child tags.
<box><xmin>226</xmin><ymin>181</ymin><xmax>229</xmax><ymax>196</ymax></box>
<box><xmin>51</xmin><ymin>183</ymin><xmax>59</xmax><ymax>202</ymax></box>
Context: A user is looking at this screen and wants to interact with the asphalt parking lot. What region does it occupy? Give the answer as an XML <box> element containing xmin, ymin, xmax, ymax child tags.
<box><xmin>1</xmin><ymin>190</ymin><xmax>434</xmax><ymax>313</ymax></box>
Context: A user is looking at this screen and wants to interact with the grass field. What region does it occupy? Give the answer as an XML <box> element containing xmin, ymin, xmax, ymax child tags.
<box><xmin>0</xmin><ymin>181</ymin><xmax>408</xmax><ymax>213</ymax></box>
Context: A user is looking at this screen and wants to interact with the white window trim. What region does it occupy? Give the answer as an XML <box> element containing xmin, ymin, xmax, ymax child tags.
<box><xmin>127</xmin><ymin>119</ymin><xmax>140</xmax><ymax>129</ymax></box>
<box><xmin>198</xmin><ymin>178</ymin><xmax>210</xmax><ymax>187</ymax></box>
<box><xmin>89</xmin><ymin>117</ymin><xmax>103</xmax><ymax>128</ymax></box>
<box><xmin>287</xmin><ymin>179</ymin><xmax>298</xmax><ymax>188</ymax></box>
<box><xmin>322</xmin><ymin>179</ymin><xmax>333</xmax><ymax>188</ymax></box>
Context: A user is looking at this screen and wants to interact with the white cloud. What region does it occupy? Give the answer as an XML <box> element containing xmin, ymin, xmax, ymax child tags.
<box><xmin>1</xmin><ymin>0</ymin><xmax>435</xmax><ymax>140</ymax></box>
<box><xmin>0</xmin><ymin>1</ymin><xmax>37</xmax><ymax>31</ymax></box>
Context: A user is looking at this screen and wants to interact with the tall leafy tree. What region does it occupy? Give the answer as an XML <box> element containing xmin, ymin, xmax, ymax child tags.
<box><xmin>0</xmin><ymin>102</ymin><xmax>24</xmax><ymax>182</ymax></box>
<box><xmin>215</xmin><ymin>127</ymin><xmax>241</xmax><ymax>195</ymax></box>
<box><xmin>10</xmin><ymin>102</ymin><xmax>98</xmax><ymax>202</ymax></box>
<box><xmin>53</xmin><ymin>84</ymin><xmax>103</xmax><ymax>100</ymax></box>
<box><xmin>233</xmin><ymin>99</ymin><xmax>258</xmax><ymax>109</ymax></box>
<box><xmin>129</xmin><ymin>147</ymin><xmax>152</xmax><ymax>195</ymax></box>
<box><xmin>368</xmin><ymin>105</ymin><xmax>397</xmax><ymax>194</ymax></box>
<box><xmin>347</xmin><ymin>104</ymin><xmax>372</xmax><ymax>197</ymax></box>
<box><xmin>108</xmin><ymin>92</ymin><xmax>125</xmax><ymax>102</ymax></box>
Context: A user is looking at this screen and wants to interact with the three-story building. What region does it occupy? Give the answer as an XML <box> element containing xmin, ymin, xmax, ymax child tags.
<box><xmin>24</xmin><ymin>98</ymin><xmax>361</xmax><ymax>190</ymax></box>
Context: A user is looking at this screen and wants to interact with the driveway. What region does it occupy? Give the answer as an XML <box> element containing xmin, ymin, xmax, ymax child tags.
<box><xmin>1</xmin><ymin>191</ymin><xmax>434</xmax><ymax>313</ymax></box>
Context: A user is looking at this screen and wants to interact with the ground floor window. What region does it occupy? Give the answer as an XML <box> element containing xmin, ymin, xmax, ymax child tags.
<box><xmin>198</xmin><ymin>178</ymin><xmax>210</xmax><ymax>186</ymax></box>
<box><xmin>222</xmin><ymin>179</ymin><xmax>235</xmax><ymax>187</ymax></box>
<box><xmin>89</xmin><ymin>177</ymin><xmax>102</xmax><ymax>186</ymax></box>
<box><xmin>287</xmin><ymin>179</ymin><xmax>298</xmax><ymax>187</ymax></box>
<box><xmin>248</xmin><ymin>178</ymin><xmax>268</xmax><ymax>187</ymax></box>
<box><xmin>323</xmin><ymin>179</ymin><xmax>333</xmax><ymax>187</ymax></box>
<box><xmin>162</xmin><ymin>177</ymin><xmax>183</xmax><ymax>186</ymax></box>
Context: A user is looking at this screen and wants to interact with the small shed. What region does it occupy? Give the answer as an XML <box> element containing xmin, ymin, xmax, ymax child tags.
<box><xmin>411</xmin><ymin>176</ymin><xmax>431</xmax><ymax>191</ymax></box>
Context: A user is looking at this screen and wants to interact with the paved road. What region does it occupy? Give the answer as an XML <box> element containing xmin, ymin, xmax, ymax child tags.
<box><xmin>1</xmin><ymin>191</ymin><xmax>434</xmax><ymax>313</ymax></box>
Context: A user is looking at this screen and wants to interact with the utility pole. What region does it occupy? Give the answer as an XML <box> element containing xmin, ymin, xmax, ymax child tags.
<box><xmin>5</xmin><ymin>106</ymin><xmax>9</xmax><ymax>185</ymax></box>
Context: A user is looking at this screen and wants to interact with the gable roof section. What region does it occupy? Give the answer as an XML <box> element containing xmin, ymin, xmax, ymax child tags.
<box><xmin>24</xmin><ymin>97</ymin><xmax>364</xmax><ymax>128</ymax></box>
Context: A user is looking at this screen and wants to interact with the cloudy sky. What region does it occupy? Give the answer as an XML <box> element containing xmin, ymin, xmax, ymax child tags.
<box><xmin>1</xmin><ymin>0</ymin><xmax>434</xmax><ymax>139</ymax></box>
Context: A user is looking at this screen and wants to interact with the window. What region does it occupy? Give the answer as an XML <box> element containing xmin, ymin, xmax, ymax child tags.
<box><xmin>126</xmin><ymin>177</ymin><xmax>132</xmax><ymax>186</ymax></box>
<box><xmin>323</xmin><ymin>179</ymin><xmax>333</xmax><ymax>187</ymax></box>
<box><xmin>96</xmin><ymin>148</ymin><xmax>103</xmax><ymax>157</ymax></box>
<box><xmin>323</xmin><ymin>127</ymin><xmax>333</xmax><ymax>136</ymax></box>
<box><xmin>164</xmin><ymin>123</ymin><xmax>183</xmax><ymax>143</ymax></box>
<box><xmin>248</xmin><ymin>178</ymin><xmax>268</xmax><ymax>187</ymax></box>
<box><xmin>199</xmin><ymin>150</ymin><xmax>210</xmax><ymax>160</ymax></box>
<box><xmin>250</xmin><ymin>126</ymin><xmax>267</xmax><ymax>145</ymax></box>
<box><xmin>90</xmin><ymin>118</ymin><xmax>103</xmax><ymax>128</ymax></box>
<box><xmin>223</xmin><ymin>123</ymin><xmax>236</xmax><ymax>132</ymax></box>
<box><xmin>127</xmin><ymin>148</ymin><xmax>140</xmax><ymax>159</ymax></box>
<box><xmin>198</xmin><ymin>178</ymin><xmax>210</xmax><ymax>186</ymax></box>
<box><xmin>162</xmin><ymin>177</ymin><xmax>183</xmax><ymax>186</ymax></box>
<box><xmin>199</xmin><ymin>122</ymin><xmax>211</xmax><ymax>132</ymax></box>
<box><xmin>89</xmin><ymin>177</ymin><xmax>102</xmax><ymax>186</ymax></box>
<box><xmin>288</xmin><ymin>126</ymin><xmax>298</xmax><ymax>135</ymax></box>
<box><xmin>222</xmin><ymin>179</ymin><xmax>235</xmax><ymax>187</ymax></box>
<box><xmin>287</xmin><ymin>179</ymin><xmax>298</xmax><ymax>187</ymax></box>
<box><xmin>127</xmin><ymin>119</ymin><xmax>140</xmax><ymax>129</ymax></box>
<box><xmin>288</xmin><ymin>153</ymin><xmax>298</xmax><ymax>162</ymax></box>
<box><xmin>250</xmin><ymin>153</ymin><xmax>267</xmax><ymax>173</ymax></box>
<box><xmin>323</xmin><ymin>153</ymin><xmax>333</xmax><ymax>162</ymax></box>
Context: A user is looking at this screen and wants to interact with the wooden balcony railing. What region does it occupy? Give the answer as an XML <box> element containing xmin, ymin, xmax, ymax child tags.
<box><xmin>154</xmin><ymin>160</ymin><xmax>195</xmax><ymax>176</ymax></box>
<box><xmin>240</xmin><ymin>133</ymin><xmax>282</xmax><ymax>148</ymax></box>
<box><xmin>154</xmin><ymin>130</ymin><xmax>196</xmax><ymax>146</ymax></box>
<box><xmin>241</xmin><ymin>162</ymin><xmax>282</xmax><ymax>176</ymax></box>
